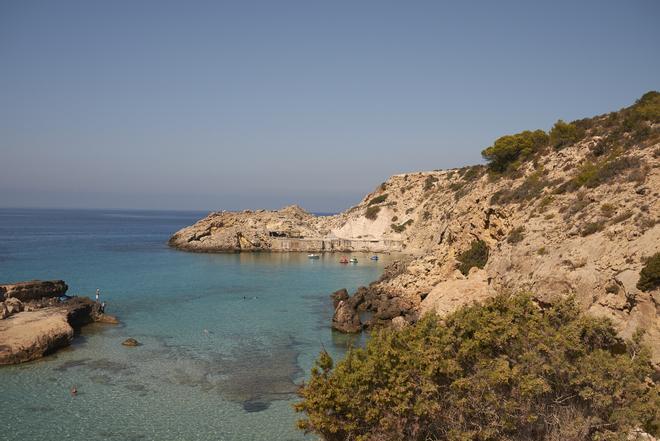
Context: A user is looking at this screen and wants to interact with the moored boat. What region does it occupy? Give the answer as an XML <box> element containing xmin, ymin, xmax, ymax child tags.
<box><xmin>308</xmin><ymin>254</ymin><xmax>320</xmax><ymax>259</ymax></box>
<box><xmin>339</xmin><ymin>257</ymin><xmax>349</xmax><ymax>264</ymax></box>
<box><xmin>370</xmin><ymin>255</ymin><xmax>379</xmax><ymax>261</ymax></box>
<box><xmin>349</xmin><ymin>257</ymin><xmax>358</xmax><ymax>264</ymax></box>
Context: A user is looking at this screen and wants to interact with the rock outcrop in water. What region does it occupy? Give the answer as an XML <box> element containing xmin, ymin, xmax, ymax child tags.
<box><xmin>0</xmin><ymin>280</ymin><xmax>119</xmax><ymax>365</ymax></box>
<box><xmin>170</xmin><ymin>93</ymin><xmax>660</xmax><ymax>363</ymax></box>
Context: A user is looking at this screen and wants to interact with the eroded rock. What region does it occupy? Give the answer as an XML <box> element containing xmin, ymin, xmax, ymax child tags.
<box><xmin>0</xmin><ymin>280</ymin><xmax>68</xmax><ymax>302</ymax></box>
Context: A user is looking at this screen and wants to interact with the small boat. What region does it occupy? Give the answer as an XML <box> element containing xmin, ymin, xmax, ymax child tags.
<box><xmin>370</xmin><ymin>255</ymin><xmax>379</xmax><ymax>261</ymax></box>
<box><xmin>308</xmin><ymin>254</ymin><xmax>320</xmax><ymax>259</ymax></box>
<box><xmin>349</xmin><ymin>257</ymin><xmax>358</xmax><ymax>264</ymax></box>
<box><xmin>339</xmin><ymin>257</ymin><xmax>349</xmax><ymax>264</ymax></box>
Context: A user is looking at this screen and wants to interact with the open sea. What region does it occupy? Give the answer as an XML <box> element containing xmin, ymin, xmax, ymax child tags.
<box><xmin>0</xmin><ymin>208</ymin><xmax>391</xmax><ymax>441</ymax></box>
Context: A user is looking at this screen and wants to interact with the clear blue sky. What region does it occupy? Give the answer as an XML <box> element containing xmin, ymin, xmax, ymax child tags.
<box><xmin>1</xmin><ymin>0</ymin><xmax>658</xmax><ymax>212</ymax></box>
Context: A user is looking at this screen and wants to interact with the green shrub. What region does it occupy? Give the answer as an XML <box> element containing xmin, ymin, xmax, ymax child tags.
<box><xmin>637</xmin><ymin>252</ymin><xmax>660</xmax><ymax>292</ymax></box>
<box><xmin>507</xmin><ymin>226</ymin><xmax>525</xmax><ymax>244</ymax></box>
<box><xmin>581</xmin><ymin>221</ymin><xmax>605</xmax><ymax>236</ymax></box>
<box><xmin>631</xmin><ymin>90</ymin><xmax>660</xmax><ymax>123</ymax></box>
<box><xmin>365</xmin><ymin>206</ymin><xmax>380</xmax><ymax>220</ymax></box>
<box><xmin>461</xmin><ymin>165</ymin><xmax>484</xmax><ymax>182</ymax></box>
<box><xmin>537</xmin><ymin>195</ymin><xmax>554</xmax><ymax>212</ymax></box>
<box><xmin>295</xmin><ymin>294</ymin><xmax>659</xmax><ymax>441</ymax></box>
<box><xmin>391</xmin><ymin>219</ymin><xmax>413</xmax><ymax>233</ymax></box>
<box><xmin>368</xmin><ymin>194</ymin><xmax>388</xmax><ymax>206</ymax></box>
<box><xmin>423</xmin><ymin>175</ymin><xmax>438</xmax><ymax>191</ymax></box>
<box><xmin>491</xmin><ymin>171</ymin><xmax>552</xmax><ymax>205</ymax></box>
<box><xmin>600</xmin><ymin>203</ymin><xmax>616</xmax><ymax>217</ymax></box>
<box><xmin>482</xmin><ymin>130</ymin><xmax>549</xmax><ymax>173</ymax></box>
<box><xmin>549</xmin><ymin>119</ymin><xmax>584</xmax><ymax>149</ymax></box>
<box><xmin>571</xmin><ymin>153</ymin><xmax>641</xmax><ymax>190</ymax></box>
<box><xmin>457</xmin><ymin>239</ymin><xmax>489</xmax><ymax>275</ymax></box>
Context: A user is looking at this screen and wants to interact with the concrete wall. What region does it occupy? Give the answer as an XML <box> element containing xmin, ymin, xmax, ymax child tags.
<box><xmin>270</xmin><ymin>237</ymin><xmax>403</xmax><ymax>252</ymax></box>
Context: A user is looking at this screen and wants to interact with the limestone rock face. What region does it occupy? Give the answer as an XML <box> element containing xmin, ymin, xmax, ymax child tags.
<box><xmin>420</xmin><ymin>269</ymin><xmax>496</xmax><ymax>318</ymax></box>
<box><xmin>0</xmin><ymin>280</ymin><xmax>68</xmax><ymax>302</ymax></box>
<box><xmin>170</xmin><ymin>101</ymin><xmax>660</xmax><ymax>363</ymax></box>
<box><xmin>169</xmin><ymin>204</ymin><xmax>404</xmax><ymax>253</ymax></box>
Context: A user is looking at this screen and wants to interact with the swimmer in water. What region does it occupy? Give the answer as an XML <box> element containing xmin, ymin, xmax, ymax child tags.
<box><xmin>70</xmin><ymin>386</ymin><xmax>77</xmax><ymax>396</ymax></box>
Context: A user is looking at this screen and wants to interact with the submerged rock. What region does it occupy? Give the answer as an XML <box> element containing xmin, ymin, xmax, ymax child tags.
<box><xmin>122</xmin><ymin>338</ymin><xmax>140</xmax><ymax>347</ymax></box>
<box><xmin>96</xmin><ymin>313</ymin><xmax>120</xmax><ymax>324</ymax></box>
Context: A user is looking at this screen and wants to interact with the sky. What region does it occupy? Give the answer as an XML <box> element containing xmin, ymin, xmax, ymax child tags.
<box><xmin>1</xmin><ymin>0</ymin><xmax>659</xmax><ymax>212</ymax></box>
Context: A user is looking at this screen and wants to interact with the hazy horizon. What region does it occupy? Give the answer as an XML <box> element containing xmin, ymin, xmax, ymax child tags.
<box><xmin>2</xmin><ymin>0</ymin><xmax>659</xmax><ymax>212</ymax></box>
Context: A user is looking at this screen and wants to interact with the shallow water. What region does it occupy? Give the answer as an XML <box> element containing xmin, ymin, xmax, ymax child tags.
<box><xmin>0</xmin><ymin>208</ymin><xmax>388</xmax><ymax>440</ymax></box>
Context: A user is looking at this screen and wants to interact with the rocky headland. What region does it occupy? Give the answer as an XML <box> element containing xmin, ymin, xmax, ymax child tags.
<box><xmin>0</xmin><ymin>280</ymin><xmax>118</xmax><ymax>365</ymax></box>
<box><xmin>170</xmin><ymin>92</ymin><xmax>660</xmax><ymax>364</ymax></box>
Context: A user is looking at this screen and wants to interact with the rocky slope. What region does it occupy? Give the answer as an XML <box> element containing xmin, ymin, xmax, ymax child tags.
<box><xmin>170</xmin><ymin>92</ymin><xmax>660</xmax><ymax>362</ymax></box>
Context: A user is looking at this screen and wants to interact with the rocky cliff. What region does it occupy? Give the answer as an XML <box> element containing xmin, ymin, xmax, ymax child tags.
<box><xmin>170</xmin><ymin>92</ymin><xmax>660</xmax><ymax>362</ymax></box>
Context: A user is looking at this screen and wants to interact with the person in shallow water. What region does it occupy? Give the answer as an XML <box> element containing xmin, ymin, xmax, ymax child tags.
<box><xmin>70</xmin><ymin>386</ymin><xmax>77</xmax><ymax>396</ymax></box>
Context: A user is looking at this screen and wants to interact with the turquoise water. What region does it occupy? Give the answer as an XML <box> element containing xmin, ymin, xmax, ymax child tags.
<box><xmin>0</xmin><ymin>208</ymin><xmax>389</xmax><ymax>440</ymax></box>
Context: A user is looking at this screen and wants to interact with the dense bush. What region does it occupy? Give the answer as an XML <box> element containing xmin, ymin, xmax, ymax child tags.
<box><xmin>368</xmin><ymin>194</ymin><xmax>388</xmax><ymax>206</ymax></box>
<box><xmin>295</xmin><ymin>294</ymin><xmax>659</xmax><ymax>441</ymax></box>
<box><xmin>549</xmin><ymin>119</ymin><xmax>584</xmax><ymax>149</ymax></box>
<box><xmin>631</xmin><ymin>91</ymin><xmax>660</xmax><ymax>123</ymax></box>
<box><xmin>637</xmin><ymin>252</ymin><xmax>660</xmax><ymax>292</ymax></box>
<box><xmin>457</xmin><ymin>239</ymin><xmax>489</xmax><ymax>275</ymax></box>
<box><xmin>365</xmin><ymin>206</ymin><xmax>380</xmax><ymax>220</ymax></box>
<box><xmin>482</xmin><ymin>130</ymin><xmax>549</xmax><ymax>173</ymax></box>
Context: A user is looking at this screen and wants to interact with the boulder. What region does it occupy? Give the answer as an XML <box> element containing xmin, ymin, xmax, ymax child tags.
<box><xmin>122</xmin><ymin>338</ymin><xmax>140</xmax><ymax>347</ymax></box>
<box><xmin>1</xmin><ymin>302</ymin><xmax>9</xmax><ymax>320</ymax></box>
<box><xmin>420</xmin><ymin>269</ymin><xmax>495</xmax><ymax>317</ymax></box>
<box><xmin>330</xmin><ymin>288</ymin><xmax>349</xmax><ymax>309</ymax></box>
<box><xmin>4</xmin><ymin>297</ymin><xmax>24</xmax><ymax>315</ymax></box>
<box><xmin>0</xmin><ymin>280</ymin><xmax>68</xmax><ymax>302</ymax></box>
<box><xmin>95</xmin><ymin>313</ymin><xmax>120</xmax><ymax>324</ymax></box>
<box><xmin>332</xmin><ymin>300</ymin><xmax>362</xmax><ymax>333</ymax></box>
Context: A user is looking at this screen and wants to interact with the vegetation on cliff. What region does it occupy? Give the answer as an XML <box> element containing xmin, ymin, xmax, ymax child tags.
<box><xmin>296</xmin><ymin>294</ymin><xmax>659</xmax><ymax>441</ymax></box>
<box><xmin>637</xmin><ymin>252</ymin><xmax>660</xmax><ymax>292</ymax></box>
<box><xmin>481</xmin><ymin>91</ymin><xmax>659</xmax><ymax>176</ymax></box>
<box><xmin>456</xmin><ymin>239</ymin><xmax>489</xmax><ymax>276</ymax></box>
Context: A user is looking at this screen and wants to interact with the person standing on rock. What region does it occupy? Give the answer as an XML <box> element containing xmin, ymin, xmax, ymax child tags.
<box><xmin>95</xmin><ymin>288</ymin><xmax>100</xmax><ymax>303</ymax></box>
